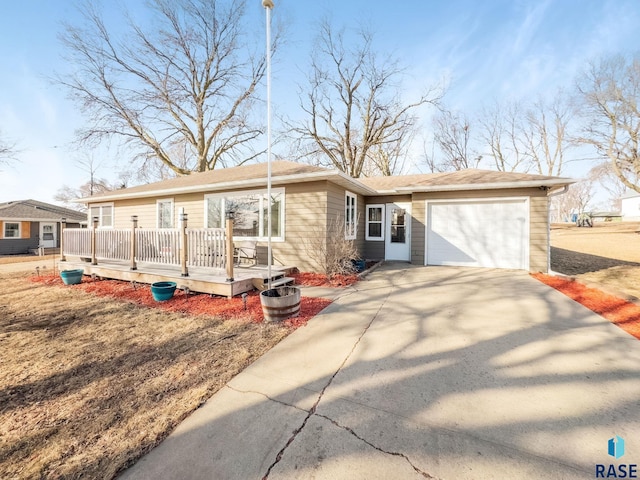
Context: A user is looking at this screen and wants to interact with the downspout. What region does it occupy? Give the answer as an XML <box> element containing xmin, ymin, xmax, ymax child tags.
<box><xmin>546</xmin><ymin>185</ymin><xmax>570</xmax><ymax>273</ymax></box>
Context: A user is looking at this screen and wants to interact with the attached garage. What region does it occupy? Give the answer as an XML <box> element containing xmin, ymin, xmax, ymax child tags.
<box><xmin>425</xmin><ymin>197</ymin><xmax>529</xmax><ymax>270</ymax></box>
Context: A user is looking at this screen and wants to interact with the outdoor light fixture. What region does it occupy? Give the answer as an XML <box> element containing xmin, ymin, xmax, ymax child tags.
<box><xmin>180</xmin><ymin>212</ymin><xmax>188</xmax><ymax>222</ymax></box>
<box><xmin>61</xmin><ymin>217</ymin><xmax>66</xmax><ymax>224</ymax></box>
<box><xmin>225</xmin><ymin>210</ymin><xmax>235</xmax><ymax>220</ymax></box>
<box><xmin>131</xmin><ymin>215</ymin><xmax>138</xmax><ymax>222</ymax></box>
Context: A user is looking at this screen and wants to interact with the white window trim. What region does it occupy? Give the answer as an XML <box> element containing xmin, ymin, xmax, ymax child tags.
<box><xmin>365</xmin><ymin>204</ymin><xmax>385</xmax><ymax>241</ymax></box>
<box><xmin>156</xmin><ymin>198</ymin><xmax>175</xmax><ymax>229</ymax></box>
<box><xmin>3</xmin><ymin>221</ymin><xmax>21</xmax><ymax>239</ymax></box>
<box><xmin>88</xmin><ymin>203</ymin><xmax>114</xmax><ymax>229</ymax></box>
<box><xmin>204</xmin><ymin>188</ymin><xmax>285</xmax><ymax>242</ymax></box>
<box><xmin>345</xmin><ymin>191</ymin><xmax>357</xmax><ymax>240</ymax></box>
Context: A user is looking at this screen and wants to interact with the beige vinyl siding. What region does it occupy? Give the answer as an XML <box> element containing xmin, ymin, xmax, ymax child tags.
<box><xmin>271</xmin><ymin>181</ymin><xmax>328</xmax><ymax>271</ymax></box>
<box><xmin>529</xmin><ymin>194</ymin><xmax>549</xmax><ymax>272</ymax></box>
<box><xmin>108</xmin><ymin>193</ymin><xmax>205</xmax><ymax>229</ymax></box>
<box><xmin>325</xmin><ymin>183</ymin><xmax>366</xmax><ymax>257</ymax></box>
<box><xmin>414</xmin><ymin>188</ymin><xmax>549</xmax><ymax>272</ymax></box>
<box><xmin>411</xmin><ymin>198</ymin><xmax>426</xmax><ymax>265</ymax></box>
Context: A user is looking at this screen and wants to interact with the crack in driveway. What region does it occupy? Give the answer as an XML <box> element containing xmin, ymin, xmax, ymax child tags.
<box><xmin>225</xmin><ymin>385</ymin><xmax>309</xmax><ymax>414</ymax></box>
<box><xmin>314</xmin><ymin>413</ymin><xmax>438</xmax><ymax>479</ymax></box>
<box><xmin>261</xmin><ymin>287</ymin><xmax>393</xmax><ymax>479</ymax></box>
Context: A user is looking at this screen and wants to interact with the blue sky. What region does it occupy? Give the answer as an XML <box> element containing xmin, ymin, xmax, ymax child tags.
<box><xmin>1</xmin><ymin>0</ymin><xmax>639</xmax><ymax>206</ymax></box>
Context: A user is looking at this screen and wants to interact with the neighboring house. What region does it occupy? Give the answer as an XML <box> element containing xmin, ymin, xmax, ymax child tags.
<box><xmin>81</xmin><ymin>161</ymin><xmax>574</xmax><ymax>273</ymax></box>
<box><xmin>0</xmin><ymin>200</ymin><xmax>86</xmax><ymax>255</ymax></box>
<box><xmin>621</xmin><ymin>190</ymin><xmax>640</xmax><ymax>221</ymax></box>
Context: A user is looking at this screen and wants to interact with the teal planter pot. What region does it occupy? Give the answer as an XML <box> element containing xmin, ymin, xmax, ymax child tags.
<box><xmin>351</xmin><ymin>259</ymin><xmax>366</xmax><ymax>273</ymax></box>
<box><xmin>151</xmin><ymin>281</ymin><xmax>177</xmax><ymax>301</ymax></box>
<box><xmin>60</xmin><ymin>269</ymin><xmax>84</xmax><ymax>285</ymax></box>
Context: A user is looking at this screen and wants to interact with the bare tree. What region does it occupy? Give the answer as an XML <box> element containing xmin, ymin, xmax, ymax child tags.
<box><xmin>420</xmin><ymin>137</ymin><xmax>445</xmax><ymax>173</ymax></box>
<box><xmin>429</xmin><ymin>110</ymin><xmax>481</xmax><ymax>171</ymax></box>
<box><xmin>362</xmin><ymin>128</ymin><xmax>412</xmax><ymax>176</ymax></box>
<box><xmin>587</xmin><ymin>162</ymin><xmax>627</xmax><ymax>210</ymax></box>
<box><xmin>0</xmin><ymin>130</ymin><xmax>18</xmax><ymax>167</ymax></box>
<box><xmin>521</xmin><ymin>91</ymin><xmax>575</xmax><ymax>176</ymax></box>
<box><xmin>57</xmin><ymin>0</ymin><xmax>269</xmax><ymax>177</ymax></box>
<box><xmin>478</xmin><ymin>101</ymin><xmax>530</xmax><ymax>172</ymax></box>
<box><xmin>54</xmin><ymin>155</ymin><xmax>125</xmax><ymax>210</ymax></box>
<box><xmin>292</xmin><ymin>20</ymin><xmax>442</xmax><ymax>178</ymax></box>
<box><xmin>550</xmin><ymin>178</ymin><xmax>594</xmax><ymax>223</ymax></box>
<box><xmin>477</xmin><ymin>94</ymin><xmax>575</xmax><ymax>176</ymax></box>
<box><xmin>577</xmin><ymin>54</ymin><xmax>640</xmax><ymax>193</ymax></box>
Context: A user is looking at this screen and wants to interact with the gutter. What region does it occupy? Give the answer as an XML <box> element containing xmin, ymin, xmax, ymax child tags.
<box><xmin>547</xmin><ymin>184</ymin><xmax>570</xmax><ymax>197</ymax></box>
<box><xmin>394</xmin><ymin>179</ymin><xmax>575</xmax><ymax>193</ymax></box>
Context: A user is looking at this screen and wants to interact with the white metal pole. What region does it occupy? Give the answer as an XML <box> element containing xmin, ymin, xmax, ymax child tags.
<box><xmin>263</xmin><ymin>0</ymin><xmax>274</xmax><ymax>290</ymax></box>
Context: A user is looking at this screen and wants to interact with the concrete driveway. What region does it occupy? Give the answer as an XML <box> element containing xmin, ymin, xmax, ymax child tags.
<box><xmin>121</xmin><ymin>264</ymin><xmax>640</xmax><ymax>479</ymax></box>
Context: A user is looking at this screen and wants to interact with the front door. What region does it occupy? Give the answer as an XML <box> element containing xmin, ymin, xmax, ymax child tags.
<box><xmin>385</xmin><ymin>202</ymin><xmax>411</xmax><ymax>261</ymax></box>
<box><xmin>40</xmin><ymin>223</ymin><xmax>56</xmax><ymax>248</ymax></box>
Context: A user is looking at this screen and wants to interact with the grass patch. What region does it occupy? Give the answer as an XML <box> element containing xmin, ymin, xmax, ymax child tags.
<box><xmin>0</xmin><ymin>272</ymin><xmax>330</xmax><ymax>479</ymax></box>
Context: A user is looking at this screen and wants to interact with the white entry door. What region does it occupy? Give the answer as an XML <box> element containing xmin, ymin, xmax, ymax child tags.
<box><xmin>40</xmin><ymin>222</ymin><xmax>56</xmax><ymax>248</ymax></box>
<box><xmin>385</xmin><ymin>202</ymin><xmax>411</xmax><ymax>261</ymax></box>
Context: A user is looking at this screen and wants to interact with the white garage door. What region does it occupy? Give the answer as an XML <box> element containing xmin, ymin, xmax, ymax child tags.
<box><xmin>426</xmin><ymin>198</ymin><xmax>529</xmax><ymax>270</ymax></box>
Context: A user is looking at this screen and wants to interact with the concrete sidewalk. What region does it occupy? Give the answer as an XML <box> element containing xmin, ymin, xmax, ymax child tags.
<box><xmin>120</xmin><ymin>264</ymin><xmax>640</xmax><ymax>479</ymax></box>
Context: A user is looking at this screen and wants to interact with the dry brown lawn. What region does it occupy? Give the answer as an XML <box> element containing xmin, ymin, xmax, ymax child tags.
<box><xmin>0</xmin><ymin>268</ymin><xmax>292</xmax><ymax>479</ymax></box>
<box><xmin>550</xmin><ymin>222</ymin><xmax>640</xmax><ymax>300</ymax></box>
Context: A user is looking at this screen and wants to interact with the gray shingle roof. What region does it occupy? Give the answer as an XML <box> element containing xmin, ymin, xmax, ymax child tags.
<box><xmin>84</xmin><ymin>161</ymin><xmax>328</xmax><ymax>200</ymax></box>
<box><xmin>0</xmin><ymin>199</ymin><xmax>86</xmax><ymax>222</ymax></box>
<box><xmin>359</xmin><ymin>169</ymin><xmax>573</xmax><ymax>192</ymax></box>
<box><xmin>81</xmin><ymin>161</ymin><xmax>575</xmax><ymax>203</ymax></box>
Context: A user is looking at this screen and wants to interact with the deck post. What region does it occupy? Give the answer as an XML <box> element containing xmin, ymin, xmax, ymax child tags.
<box><xmin>130</xmin><ymin>215</ymin><xmax>138</xmax><ymax>270</ymax></box>
<box><xmin>91</xmin><ymin>216</ymin><xmax>98</xmax><ymax>265</ymax></box>
<box><xmin>225</xmin><ymin>212</ymin><xmax>234</xmax><ymax>282</ymax></box>
<box><xmin>180</xmin><ymin>212</ymin><xmax>189</xmax><ymax>277</ymax></box>
<box><xmin>60</xmin><ymin>217</ymin><xmax>66</xmax><ymax>262</ymax></box>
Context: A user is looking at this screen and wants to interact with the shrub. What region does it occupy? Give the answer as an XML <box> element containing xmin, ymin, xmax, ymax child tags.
<box><xmin>304</xmin><ymin>215</ymin><xmax>360</xmax><ymax>279</ymax></box>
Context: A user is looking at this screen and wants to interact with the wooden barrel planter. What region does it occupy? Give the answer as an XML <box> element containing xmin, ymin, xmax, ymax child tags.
<box><xmin>60</xmin><ymin>269</ymin><xmax>84</xmax><ymax>285</ymax></box>
<box><xmin>260</xmin><ymin>286</ymin><xmax>301</xmax><ymax>322</ymax></box>
<box><xmin>151</xmin><ymin>281</ymin><xmax>177</xmax><ymax>301</ymax></box>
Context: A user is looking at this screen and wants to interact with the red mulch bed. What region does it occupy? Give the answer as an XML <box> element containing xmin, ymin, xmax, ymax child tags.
<box><xmin>533</xmin><ymin>273</ymin><xmax>640</xmax><ymax>340</ymax></box>
<box><xmin>291</xmin><ymin>271</ymin><xmax>359</xmax><ymax>287</ymax></box>
<box><xmin>30</xmin><ymin>274</ymin><xmax>331</xmax><ymax>328</ymax></box>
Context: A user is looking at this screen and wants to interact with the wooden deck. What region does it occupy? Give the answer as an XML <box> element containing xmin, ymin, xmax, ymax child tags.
<box><xmin>59</xmin><ymin>257</ymin><xmax>295</xmax><ymax>298</ymax></box>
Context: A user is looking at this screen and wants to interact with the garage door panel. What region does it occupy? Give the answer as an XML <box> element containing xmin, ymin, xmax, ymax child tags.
<box><xmin>426</xmin><ymin>199</ymin><xmax>528</xmax><ymax>270</ymax></box>
<box><xmin>428</xmin><ymin>230</ymin><xmax>478</xmax><ymax>265</ymax></box>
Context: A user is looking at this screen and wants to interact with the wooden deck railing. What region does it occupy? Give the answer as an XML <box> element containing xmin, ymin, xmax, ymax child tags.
<box><xmin>136</xmin><ymin>229</ymin><xmax>181</xmax><ymax>266</ymax></box>
<box><xmin>62</xmin><ymin>229</ymin><xmax>92</xmax><ymax>257</ymax></box>
<box><xmin>96</xmin><ymin>229</ymin><xmax>131</xmax><ymax>261</ymax></box>
<box><xmin>187</xmin><ymin>228</ymin><xmax>226</xmax><ymax>268</ymax></box>
<box><xmin>62</xmin><ymin>223</ymin><xmax>232</xmax><ymax>278</ymax></box>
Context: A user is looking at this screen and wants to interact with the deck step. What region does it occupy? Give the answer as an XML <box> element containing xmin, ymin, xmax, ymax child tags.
<box><xmin>251</xmin><ymin>276</ymin><xmax>295</xmax><ymax>291</ymax></box>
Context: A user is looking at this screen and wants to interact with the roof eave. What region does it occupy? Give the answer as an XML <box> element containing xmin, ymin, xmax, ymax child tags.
<box><xmin>0</xmin><ymin>216</ymin><xmax>86</xmax><ymax>222</ymax></box>
<box><xmin>78</xmin><ymin>170</ymin><xmax>377</xmax><ymax>203</ymax></box>
<box><xmin>395</xmin><ymin>178</ymin><xmax>576</xmax><ymax>193</ymax></box>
